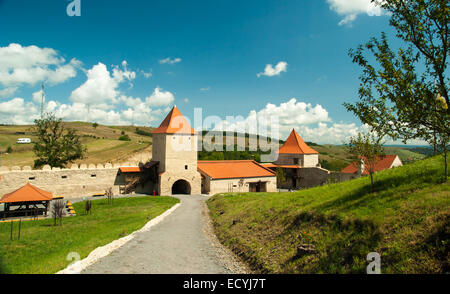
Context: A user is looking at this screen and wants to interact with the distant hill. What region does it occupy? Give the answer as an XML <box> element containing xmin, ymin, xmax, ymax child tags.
<box><xmin>207</xmin><ymin>155</ymin><xmax>450</xmax><ymax>273</ymax></box>
<box><xmin>0</xmin><ymin>122</ymin><xmax>154</xmax><ymax>167</ymax></box>
<box><xmin>0</xmin><ymin>124</ymin><xmax>426</xmax><ymax>170</ymax></box>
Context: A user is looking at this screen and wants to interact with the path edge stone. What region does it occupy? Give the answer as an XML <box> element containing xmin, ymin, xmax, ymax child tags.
<box><xmin>55</xmin><ymin>202</ymin><xmax>181</xmax><ymax>274</ymax></box>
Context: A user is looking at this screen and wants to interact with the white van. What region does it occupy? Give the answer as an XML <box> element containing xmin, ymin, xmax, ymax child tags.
<box><xmin>17</xmin><ymin>138</ymin><xmax>31</xmax><ymax>144</ymax></box>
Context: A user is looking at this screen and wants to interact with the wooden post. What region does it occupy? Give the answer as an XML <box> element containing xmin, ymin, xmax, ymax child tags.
<box><xmin>10</xmin><ymin>220</ymin><xmax>13</xmax><ymax>241</ymax></box>
<box><xmin>18</xmin><ymin>218</ymin><xmax>21</xmax><ymax>240</ymax></box>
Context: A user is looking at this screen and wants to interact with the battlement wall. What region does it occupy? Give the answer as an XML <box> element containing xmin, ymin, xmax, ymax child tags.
<box><xmin>0</xmin><ymin>162</ymin><xmax>141</xmax><ymax>199</ymax></box>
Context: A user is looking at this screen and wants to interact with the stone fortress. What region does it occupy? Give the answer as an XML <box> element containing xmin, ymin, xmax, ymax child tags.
<box><xmin>0</xmin><ymin>106</ymin><xmax>331</xmax><ymax>199</ymax></box>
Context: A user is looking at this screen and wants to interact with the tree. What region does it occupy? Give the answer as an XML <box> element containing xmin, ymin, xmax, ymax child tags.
<box><xmin>275</xmin><ymin>167</ymin><xmax>286</xmax><ymax>191</ymax></box>
<box><xmin>52</xmin><ymin>200</ymin><xmax>66</xmax><ymax>226</ymax></box>
<box><xmin>347</xmin><ymin>132</ymin><xmax>385</xmax><ymax>193</ymax></box>
<box><xmin>92</xmin><ymin>122</ymin><xmax>98</xmax><ymax>129</ymax></box>
<box><xmin>344</xmin><ymin>0</ymin><xmax>449</xmax><ymax>181</ymax></box>
<box><xmin>33</xmin><ymin>113</ymin><xmax>86</xmax><ymax>168</ymax></box>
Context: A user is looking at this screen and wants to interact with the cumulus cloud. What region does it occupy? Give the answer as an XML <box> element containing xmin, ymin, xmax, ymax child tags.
<box><xmin>145</xmin><ymin>87</ymin><xmax>175</xmax><ymax>107</ymax></box>
<box><xmin>0</xmin><ymin>97</ymin><xmax>40</xmax><ymax>125</ymax></box>
<box><xmin>326</xmin><ymin>0</ymin><xmax>384</xmax><ymax>26</ymax></box>
<box><xmin>159</xmin><ymin>57</ymin><xmax>182</xmax><ymax>65</ymax></box>
<box><xmin>257</xmin><ymin>61</ymin><xmax>288</xmax><ymax>78</ymax></box>
<box><xmin>0</xmin><ymin>87</ymin><xmax>18</xmax><ymax>98</ymax></box>
<box><xmin>70</xmin><ymin>61</ymin><xmax>136</xmax><ymax>107</ymax></box>
<box><xmin>210</xmin><ymin>98</ymin><xmax>367</xmax><ymax>144</ymax></box>
<box><xmin>0</xmin><ymin>43</ymin><xmax>79</xmax><ymax>87</ymax></box>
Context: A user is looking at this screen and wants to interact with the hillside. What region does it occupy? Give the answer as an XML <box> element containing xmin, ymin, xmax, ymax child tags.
<box><xmin>0</xmin><ymin>123</ymin><xmax>154</xmax><ymax>167</ymax></box>
<box><xmin>0</xmin><ymin>124</ymin><xmax>425</xmax><ymax>170</ymax></box>
<box><xmin>207</xmin><ymin>155</ymin><xmax>449</xmax><ymax>273</ymax></box>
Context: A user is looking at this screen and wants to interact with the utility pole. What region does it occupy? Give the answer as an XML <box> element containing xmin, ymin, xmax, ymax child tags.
<box><xmin>40</xmin><ymin>82</ymin><xmax>45</xmax><ymax>119</ymax></box>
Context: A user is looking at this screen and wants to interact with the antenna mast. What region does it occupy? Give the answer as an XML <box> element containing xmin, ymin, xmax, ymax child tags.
<box><xmin>40</xmin><ymin>82</ymin><xmax>45</xmax><ymax>118</ymax></box>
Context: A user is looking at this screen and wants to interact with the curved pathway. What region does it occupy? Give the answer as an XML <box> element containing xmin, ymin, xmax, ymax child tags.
<box><xmin>82</xmin><ymin>195</ymin><xmax>248</xmax><ymax>274</ymax></box>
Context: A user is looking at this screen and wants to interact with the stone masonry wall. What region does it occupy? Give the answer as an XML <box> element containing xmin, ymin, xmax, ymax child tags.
<box><xmin>0</xmin><ymin>162</ymin><xmax>141</xmax><ymax>200</ymax></box>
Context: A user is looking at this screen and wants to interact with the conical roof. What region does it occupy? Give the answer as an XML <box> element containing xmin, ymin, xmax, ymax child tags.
<box><xmin>278</xmin><ymin>129</ymin><xmax>318</xmax><ymax>154</ymax></box>
<box><xmin>0</xmin><ymin>182</ymin><xmax>53</xmax><ymax>203</ymax></box>
<box><xmin>152</xmin><ymin>106</ymin><xmax>197</xmax><ymax>135</ymax></box>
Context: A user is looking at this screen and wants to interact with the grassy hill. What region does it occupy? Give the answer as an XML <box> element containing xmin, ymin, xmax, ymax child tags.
<box><xmin>207</xmin><ymin>155</ymin><xmax>449</xmax><ymax>273</ymax></box>
<box><xmin>0</xmin><ymin>123</ymin><xmax>426</xmax><ymax>170</ymax></box>
<box><xmin>0</xmin><ymin>122</ymin><xmax>154</xmax><ymax>167</ymax></box>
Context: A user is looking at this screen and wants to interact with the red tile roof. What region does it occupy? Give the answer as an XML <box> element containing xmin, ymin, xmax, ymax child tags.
<box><xmin>152</xmin><ymin>106</ymin><xmax>197</xmax><ymax>135</ymax></box>
<box><xmin>119</xmin><ymin>167</ymin><xmax>141</xmax><ymax>173</ymax></box>
<box><xmin>0</xmin><ymin>183</ymin><xmax>53</xmax><ymax>203</ymax></box>
<box><xmin>198</xmin><ymin>160</ymin><xmax>275</xmax><ymax>179</ymax></box>
<box><xmin>278</xmin><ymin>129</ymin><xmax>318</xmax><ymax>154</ymax></box>
<box><xmin>341</xmin><ymin>155</ymin><xmax>399</xmax><ymax>175</ymax></box>
<box><xmin>261</xmin><ymin>163</ymin><xmax>301</xmax><ymax>169</ymax></box>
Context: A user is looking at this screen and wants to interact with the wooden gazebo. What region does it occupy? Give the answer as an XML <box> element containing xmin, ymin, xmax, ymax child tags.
<box><xmin>0</xmin><ymin>183</ymin><xmax>53</xmax><ymax>218</ymax></box>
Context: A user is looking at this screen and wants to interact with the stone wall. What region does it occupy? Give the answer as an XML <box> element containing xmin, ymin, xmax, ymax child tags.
<box><xmin>200</xmin><ymin>174</ymin><xmax>277</xmax><ymax>195</ymax></box>
<box><xmin>298</xmin><ymin>167</ymin><xmax>330</xmax><ymax>188</ymax></box>
<box><xmin>0</xmin><ymin>162</ymin><xmax>141</xmax><ymax>199</ymax></box>
<box><xmin>275</xmin><ymin>153</ymin><xmax>319</xmax><ymax>167</ymax></box>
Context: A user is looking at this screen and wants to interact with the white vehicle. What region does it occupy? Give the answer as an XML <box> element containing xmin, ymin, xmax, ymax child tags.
<box><xmin>16</xmin><ymin>138</ymin><xmax>31</xmax><ymax>144</ymax></box>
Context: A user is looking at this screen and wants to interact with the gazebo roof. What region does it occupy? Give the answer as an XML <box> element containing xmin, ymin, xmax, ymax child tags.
<box><xmin>0</xmin><ymin>183</ymin><xmax>53</xmax><ymax>204</ymax></box>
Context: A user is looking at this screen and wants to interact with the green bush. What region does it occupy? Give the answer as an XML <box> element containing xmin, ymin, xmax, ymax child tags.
<box><xmin>6</xmin><ymin>146</ymin><xmax>12</xmax><ymax>153</ymax></box>
<box><xmin>119</xmin><ymin>134</ymin><xmax>131</xmax><ymax>141</ymax></box>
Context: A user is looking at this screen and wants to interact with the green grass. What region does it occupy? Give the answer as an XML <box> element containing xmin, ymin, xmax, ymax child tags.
<box><xmin>207</xmin><ymin>155</ymin><xmax>449</xmax><ymax>273</ymax></box>
<box><xmin>0</xmin><ymin>196</ymin><xmax>179</xmax><ymax>274</ymax></box>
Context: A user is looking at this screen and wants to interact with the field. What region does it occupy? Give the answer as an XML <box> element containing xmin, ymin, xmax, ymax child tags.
<box><xmin>207</xmin><ymin>155</ymin><xmax>449</xmax><ymax>273</ymax></box>
<box><xmin>0</xmin><ymin>122</ymin><xmax>154</xmax><ymax>167</ymax></box>
<box><xmin>0</xmin><ymin>123</ymin><xmax>426</xmax><ymax>170</ymax></box>
<box><xmin>0</xmin><ymin>196</ymin><xmax>179</xmax><ymax>274</ymax></box>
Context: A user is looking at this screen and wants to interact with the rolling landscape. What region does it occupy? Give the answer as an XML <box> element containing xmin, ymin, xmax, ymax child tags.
<box><xmin>0</xmin><ymin>123</ymin><xmax>427</xmax><ymax>170</ymax></box>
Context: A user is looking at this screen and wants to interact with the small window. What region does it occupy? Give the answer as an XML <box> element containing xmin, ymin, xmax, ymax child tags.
<box><xmin>293</xmin><ymin>158</ymin><xmax>299</xmax><ymax>164</ymax></box>
<box><xmin>62</xmin><ymin>175</ymin><xmax>67</xmax><ymax>179</ymax></box>
<box><xmin>185</xmin><ymin>165</ymin><xmax>188</xmax><ymax>170</ymax></box>
<box><xmin>28</xmin><ymin>176</ymin><xmax>35</xmax><ymax>180</ymax></box>
<box><xmin>91</xmin><ymin>174</ymin><xmax>96</xmax><ymax>178</ymax></box>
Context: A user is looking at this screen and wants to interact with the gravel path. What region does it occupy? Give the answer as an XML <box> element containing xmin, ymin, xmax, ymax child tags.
<box><xmin>81</xmin><ymin>195</ymin><xmax>249</xmax><ymax>274</ymax></box>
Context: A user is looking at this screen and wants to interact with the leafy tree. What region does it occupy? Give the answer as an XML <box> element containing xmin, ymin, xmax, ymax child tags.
<box><xmin>6</xmin><ymin>146</ymin><xmax>12</xmax><ymax>153</ymax></box>
<box><xmin>344</xmin><ymin>0</ymin><xmax>449</xmax><ymax>181</ymax></box>
<box><xmin>347</xmin><ymin>132</ymin><xmax>385</xmax><ymax>193</ymax></box>
<box><xmin>33</xmin><ymin>113</ymin><xmax>86</xmax><ymax>168</ymax></box>
<box><xmin>92</xmin><ymin>122</ymin><xmax>98</xmax><ymax>129</ymax></box>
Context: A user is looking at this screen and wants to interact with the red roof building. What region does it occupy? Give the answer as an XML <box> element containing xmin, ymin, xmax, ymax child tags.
<box><xmin>152</xmin><ymin>106</ymin><xmax>197</xmax><ymax>135</ymax></box>
<box><xmin>341</xmin><ymin>155</ymin><xmax>402</xmax><ymax>175</ymax></box>
<box><xmin>0</xmin><ymin>182</ymin><xmax>53</xmax><ymax>203</ymax></box>
<box><xmin>278</xmin><ymin>129</ymin><xmax>318</xmax><ymax>155</ymax></box>
<box><xmin>198</xmin><ymin>160</ymin><xmax>275</xmax><ymax>179</ymax></box>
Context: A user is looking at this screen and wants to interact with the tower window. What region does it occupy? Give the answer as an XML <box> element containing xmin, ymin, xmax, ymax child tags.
<box><xmin>185</xmin><ymin>165</ymin><xmax>188</xmax><ymax>170</ymax></box>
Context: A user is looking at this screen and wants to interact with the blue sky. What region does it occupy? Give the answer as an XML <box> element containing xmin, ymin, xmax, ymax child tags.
<box><xmin>0</xmin><ymin>0</ymin><xmax>414</xmax><ymax>144</ymax></box>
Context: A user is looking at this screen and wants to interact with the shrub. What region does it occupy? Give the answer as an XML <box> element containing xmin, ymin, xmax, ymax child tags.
<box><xmin>119</xmin><ymin>135</ymin><xmax>131</xmax><ymax>141</ymax></box>
<box><xmin>6</xmin><ymin>146</ymin><xmax>12</xmax><ymax>153</ymax></box>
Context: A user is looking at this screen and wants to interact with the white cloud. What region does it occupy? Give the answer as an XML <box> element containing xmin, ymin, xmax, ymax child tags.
<box><xmin>70</xmin><ymin>61</ymin><xmax>136</xmax><ymax>107</ymax></box>
<box><xmin>326</xmin><ymin>0</ymin><xmax>384</xmax><ymax>26</ymax></box>
<box><xmin>200</xmin><ymin>86</ymin><xmax>211</xmax><ymax>91</ymax></box>
<box><xmin>145</xmin><ymin>87</ymin><xmax>175</xmax><ymax>107</ymax></box>
<box><xmin>0</xmin><ymin>97</ymin><xmax>40</xmax><ymax>125</ymax></box>
<box><xmin>184</xmin><ymin>98</ymin><xmax>189</xmax><ymax>103</ymax></box>
<box><xmin>140</xmin><ymin>70</ymin><xmax>152</xmax><ymax>78</ymax></box>
<box><xmin>257</xmin><ymin>61</ymin><xmax>288</xmax><ymax>78</ymax></box>
<box><xmin>0</xmin><ymin>43</ymin><xmax>79</xmax><ymax>87</ymax></box>
<box><xmin>159</xmin><ymin>57</ymin><xmax>182</xmax><ymax>65</ymax></box>
<box><xmin>0</xmin><ymin>87</ymin><xmax>18</xmax><ymax>98</ymax></box>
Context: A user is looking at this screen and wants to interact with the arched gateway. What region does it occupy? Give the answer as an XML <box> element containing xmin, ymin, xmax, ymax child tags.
<box><xmin>171</xmin><ymin>179</ymin><xmax>191</xmax><ymax>195</ymax></box>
